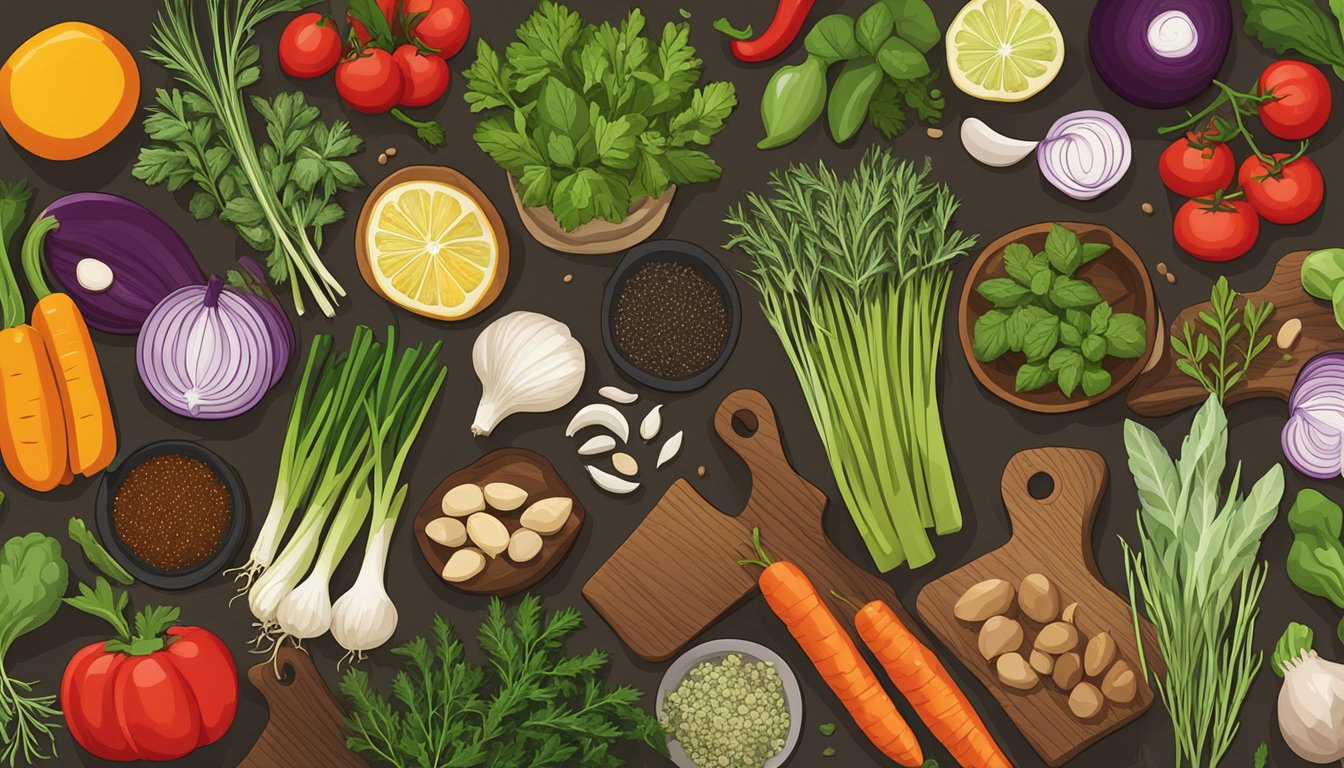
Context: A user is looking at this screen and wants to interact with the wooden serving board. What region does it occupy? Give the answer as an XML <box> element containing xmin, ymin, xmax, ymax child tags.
<box><xmin>1128</xmin><ymin>250</ymin><xmax>1339</xmax><ymax>416</ymax></box>
<box><xmin>584</xmin><ymin>389</ymin><xmax>929</xmax><ymax>662</ymax></box>
<box><xmin>413</xmin><ymin>448</ymin><xmax>584</xmax><ymax>596</ymax></box>
<box><xmin>239</xmin><ymin>647</ymin><xmax>367</xmax><ymax>768</ymax></box>
<box><xmin>916</xmin><ymin>448</ymin><xmax>1162</xmax><ymax>767</ymax></box>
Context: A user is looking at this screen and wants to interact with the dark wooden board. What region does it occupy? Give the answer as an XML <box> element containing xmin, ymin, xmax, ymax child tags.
<box><xmin>413</xmin><ymin>448</ymin><xmax>584</xmax><ymax>596</ymax></box>
<box><xmin>916</xmin><ymin>448</ymin><xmax>1162</xmax><ymax>767</ymax></box>
<box><xmin>1127</xmin><ymin>250</ymin><xmax>1335</xmax><ymax>416</ymax></box>
<box><xmin>584</xmin><ymin>388</ymin><xmax>932</xmax><ymax>663</ymax></box>
<box><xmin>238</xmin><ymin>647</ymin><xmax>367</xmax><ymax>768</ymax></box>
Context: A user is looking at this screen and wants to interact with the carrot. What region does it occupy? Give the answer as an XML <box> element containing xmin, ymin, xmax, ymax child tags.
<box><xmin>21</xmin><ymin>216</ymin><xmax>115</xmax><ymax>475</ymax></box>
<box><xmin>740</xmin><ymin>528</ymin><xmax>924</xmax><ymax>767</ymax></box>
<box><xmin>849</xmin><ymin>598</ymin><xmax>1011</xmax><ymax>768</ymax></box>
<box><xmin>0</xmin><ymin>180</ymin><xmax>67</xmax><ymax>491</ymax></box>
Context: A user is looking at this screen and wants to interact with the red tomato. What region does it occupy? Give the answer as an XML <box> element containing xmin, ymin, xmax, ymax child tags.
<box><xmin>403</xmin><ymin>0</ymin><xmax>470</xmax><ymax>58</ymax></box>
<box><xmin>1159</xmin><ymin>133</ymin><xmax>1235</xmax><ymax>198</ymax></box>
<box><xmin>348</xmin><ymin>0</ymin><xmax>398</xmax><ymax>46</ymax></box>
<box><xmin>1237</xmin><ymin>153</ymin><xmax>1325</xmax><ymax>224</ymax></box>
<box><xmin>392</xmin><ymin>45</ymin><xmax>450</xmax><ymax>107</ymax></box>
<box><xmin>61</xmin><ymin>625</ymin><xmax>237</xmax><ymax>761</ymax></box>
<box><xmin>1174</xmin><ymin>197</ymin><xmax>1261</xmax><ymax>262</ymax></box>
<box><xmin>336</xmin><ymin>49</ymin><xmax>405</xmax><ymax>114</ymax></box>
<box><xmin>1258</xmin><ymin>60</ymin><xmax>1332</xmax><ymax>139</ymax></box>
<box><xmin>278</xmin><ymin>13</ymin><xmax>343</xmax><ymax>78</ymax></box>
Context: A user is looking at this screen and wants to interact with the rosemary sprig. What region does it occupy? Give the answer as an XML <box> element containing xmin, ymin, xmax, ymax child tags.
<box><xmin>1170</xmin><ymin>276</ymin><xmax>1274</xmax><ymax>402</ymax></box>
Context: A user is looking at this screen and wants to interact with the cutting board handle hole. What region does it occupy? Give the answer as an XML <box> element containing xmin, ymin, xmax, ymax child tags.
<box><xmin>1027</xmin><ymin>472</ymin><xmax>1055</xmax><ymax>500</ymax></box>
<box><xmin>731</xmin><ymin>410</ymin><xmax>759</xmax><ymax>437</ymax></box>
<box><xmin>274</xmin><ymin>662</ymin><xmax>297</xmax><ymax>687</ymax></box>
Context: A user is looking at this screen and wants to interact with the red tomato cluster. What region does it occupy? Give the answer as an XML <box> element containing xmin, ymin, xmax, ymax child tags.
<box><xmin>279</xmin><ymin>0</ymin><xmax>469</xmax><ymax>115</ymax></box>
<box><xmin>1160</xmin><ymin>61</ymin><xmax>1330</xmax><ymax>263</ymax></box>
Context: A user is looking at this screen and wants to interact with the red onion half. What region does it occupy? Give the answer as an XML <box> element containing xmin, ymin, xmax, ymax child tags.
<box><xmin>137</xmin><ymin>276</ymin><xmax>281</xmax><ymax>419</ymax></box>
<box><xmin>1090</xmin><ymin>0</ymin><xmax>1231</xmax><ymax>109</ymax></box>
<box><xmin>1283</xmin><ymin>354</ymin><xmax>1344</xmax><ymax>479</ymax></box>
<box><xmin>1037</xmin><ymin>110</ymin><xmax>1132</xmax><ymax>201</ymax></box>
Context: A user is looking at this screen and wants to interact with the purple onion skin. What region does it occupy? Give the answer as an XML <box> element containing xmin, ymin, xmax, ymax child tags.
<box><xmin>235</xmin><ymin>255</ymin><xmax>294</xmax><ymax>387</ymax></box>
<box><xmin>1283</xmin><ymin>353</ymin><xmax>1344</xmax><ymax>478</ymax></box>
<box><xmin>41</xmin><ymin>193</ymin><xmax>204</xmax><ymax>334</ymax></box>
<box><xmin>1089</xmin><ymin>0</ymin><xmax>1232</xmax><ymax>109</ymax></box>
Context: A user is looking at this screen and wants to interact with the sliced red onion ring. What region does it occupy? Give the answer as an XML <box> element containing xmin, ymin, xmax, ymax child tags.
<box><xmin>1283</xmin><ymin>353</ymin><xmax>1344</xmax><ymax>479</ymax></box>
<box><xmin>1037</xmin><ymin>110</ymin><xmax>1132</xmax><ymax>200</ymax></box>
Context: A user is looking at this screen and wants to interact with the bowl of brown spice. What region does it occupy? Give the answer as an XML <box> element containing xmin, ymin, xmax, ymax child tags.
<box><xmin>602</xmin><ymin>240</ymin><xmax>741</xmax><ymax>392</ymax></box>
<box><xmin>95</xmin><ymin>440</ymin><xmax>248</xmax><ymax>589</ymax></box>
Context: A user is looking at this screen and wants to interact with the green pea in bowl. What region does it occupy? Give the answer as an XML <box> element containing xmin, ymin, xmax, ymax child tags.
<box><xmin>657</xmin><ymin>639</ymin><xmax>804</xmax><ymax>768</ymax></box>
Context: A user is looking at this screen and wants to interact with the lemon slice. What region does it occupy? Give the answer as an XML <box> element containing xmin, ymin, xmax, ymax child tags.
<box><xmin>364</xmin><ymin>178</ymin><xmax>503</xmax><ymax>320</ymax></box>
<box><xmin>946</xmin><ymin>0</ymin><xmax>1064</xmax><ymax>103</ymax></box>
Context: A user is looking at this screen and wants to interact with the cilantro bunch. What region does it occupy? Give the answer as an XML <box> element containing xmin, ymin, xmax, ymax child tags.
<box><xmin>462</xmin><ymin>1</ymin><xmax>737</xmax><ymax>231</ymax></box>
<box><xmin>340</xmin><ymin>595</ymin><xmax>666</xmax><ymax>768</ymax></box>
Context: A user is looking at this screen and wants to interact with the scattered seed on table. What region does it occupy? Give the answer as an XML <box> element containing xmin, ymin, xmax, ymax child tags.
<box><xmin>385</xmin><ymin>147</ymin><xmax>398</xmax><ymax>157</ymax></box>
<box><xmin>697</xmin><ymin>465</ymin><xmax>706</xmax><ymax>477</ymax></box>
<box><xmin>926</xmin><ymin>127</ymin><xmax>944</xmax><ymax>139</ymax></box>
<box><xmin>819</xmin><ymin>723</ymin><xmax>836</xmax><ymax>736</ymax></box>
<box><xmin>1141</xmin><ymin>202</ymin><xmax>1154</xmax><ymax>215</ymax></box>
<box><xmin>1166</xmin><ymin>272</ymin><xmax>1177</xmax><ymax>284</ymax></box>
<box><xmin>377</xmin><ymin>153</ymin><xmax>388</xmax><ymax>166</ymax></box>
<box><xmin>822</xmin><ymin>747</ymin><xmax>837</xmax><ymax>757</ymax></box>
<box><xmin>563</xmin><ymin>274</ymin><xmax>573</xmax><ymax>283</ymax></box>
<box><xmin>1156</xmin><ymin>262</ymin><xmax>1167</xmax><ymax>276</ymax></box>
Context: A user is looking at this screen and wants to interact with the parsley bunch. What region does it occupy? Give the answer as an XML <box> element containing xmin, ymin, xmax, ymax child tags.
<box><xmin>340</xmin><ymin>595</ymin><xmax>666</xmax><ymax>768</ymax></box>
<box><xmin>463</xmin><ymin>1</ymin><xmax>737</xmax><ymax>231</ymax></box>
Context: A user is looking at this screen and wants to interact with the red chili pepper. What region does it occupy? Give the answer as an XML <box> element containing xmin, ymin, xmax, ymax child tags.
<box><xmin>716</xmin><ymin>0</ymin><xmax>818</xmax><ymax>63</ymax></box>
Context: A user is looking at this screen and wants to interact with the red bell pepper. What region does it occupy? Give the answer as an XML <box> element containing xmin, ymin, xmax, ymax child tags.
<box><xmin>716</xmin><ymin>0</ymin><xmax>818</xmax><ymax>63</ymax></box>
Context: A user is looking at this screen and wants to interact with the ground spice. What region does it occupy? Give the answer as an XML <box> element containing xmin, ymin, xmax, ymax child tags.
<box><xmin>613</xmin><ymin>260</ymin><xmax>730</xmax><ymax>380</ymax></box>
<box><xmin>113</xmin><ymin>454</ymin><xmax>231</xmax><ymax>572</ymax></box>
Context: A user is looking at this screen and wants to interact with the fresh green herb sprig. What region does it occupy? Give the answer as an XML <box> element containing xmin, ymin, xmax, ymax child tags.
<box><xmin>1282</xmin><ymin>489</ymin><xmax>1344</xmax><ymax>643</ymax></box>
<box><xmin>68</xmin><ymin>518</ymin><xmax>133</xmax><ymax>586</ymax></box>
<box><xmin>972</xmin><ymin>224</ymin><xmax>1147</xmax><ymax>399</ymax></box>
<box><xmin>1171</xmin><ymin>276</ymin><xmax>1274</xmax><ymax>402</ymax></box>
<box><xmin>1254</xmin><ymin>742</ymin><xmax>1269</xmax><ymax>768</ymax></box>
<box><xmin>462</xmin><ymin>1</ymin><xmax>737</xmax><ymax>232</ymax></box>
<box><xmin>0</xmin><ymin>533</ymin><xmax>68</xmax><ymax>767</ymax></box>
<box><xmin>340</xmin><ymin>595</ymin><xmax>665</xmax><ymax>768</ymax></box>
<box><xmin>1241</xmin><ymin>0</ymin><xmax>1344</xmax><ymax>81</ymax></box>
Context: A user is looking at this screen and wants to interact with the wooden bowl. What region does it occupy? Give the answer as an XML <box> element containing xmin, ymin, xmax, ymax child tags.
<box><xmin>413</xmin><ymin>448</ymin><xmax>584</xmax><ymax>596</ymax></box>
<box><xmin>958</xmin><ymin>222</ymin><xmax>1158</xmax><ymax>413</ymax></box>
<box><xmin>508</xmin><ymin>175</ymin><xmax>673</xmax><ymax>255</ymax></box>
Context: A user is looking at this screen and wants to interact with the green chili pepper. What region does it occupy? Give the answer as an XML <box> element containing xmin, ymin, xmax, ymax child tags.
<box><xmin>68</xmin><ymin>517</ymin><xmax>134</xmax><ymax>585</ymax></box>
<box><xmin>759</xmin><ymin>56</ymin><xmax>828</xmax><ymax>150</ymax></box>
<box><xmin>828</xmin><ymin>58</ymin><xmax>883</xmax><ymax>142</ymax></box>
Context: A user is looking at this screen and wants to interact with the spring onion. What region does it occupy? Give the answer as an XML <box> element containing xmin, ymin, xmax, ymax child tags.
<box><xmin>724</xmin><ymin>148</ymin><xmax>976</xmax><ymax>571</ymax></box>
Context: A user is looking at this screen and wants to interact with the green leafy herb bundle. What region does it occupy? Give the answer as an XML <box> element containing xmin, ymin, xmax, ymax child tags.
<box><xmin>462</xmin><ymin>0</ymin><xmax>737</xmax><ymax>232</ymax></box>
<box><xmin>1241</xmin><ymin>0</ymin><xmax>1344</xmax><ymax>80</ymax></box>
<box><xmin>725</xmin><ymin>148</ymin><xmax>975</xmax><ymax>571</ymax></box>
<box><xmin>1121</xmin><ymin>396</ymin><xmax>1283</xmax><ymax>768</ymax></box>
<box><xmin>0</xmin><ymin>533</ymin><xmax>68</xmax><ymax>767</ymax></box>
<box><xmin>136</xmin><ymin>0</ymin><xmax>364</xmax><ymax>317</ymax></box>
<box><xmin>1283</xmin><ymin>489</ymin><xmax>1344</xmax><ymax>643</ymax></box>
<box><xmin>972</xmin><ymin>224</ymin><xmax>1147</xmax><ymax>398</ymax></box>
<box><xmin>1171</xmin><ymin>276</ymin><xmax>1274</xmax><ymax>402</ymax></box>
<box><xmin>340</xmin><ymin>595</ymin><xmax>664</xmax><ymax>767</ymax></box>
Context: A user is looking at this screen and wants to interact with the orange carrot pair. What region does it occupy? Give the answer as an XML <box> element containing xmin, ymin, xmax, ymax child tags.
<box><xmin>740</xmin><ymin>529</ymin><xmax>924</xmax><ymax>767</ymax></box>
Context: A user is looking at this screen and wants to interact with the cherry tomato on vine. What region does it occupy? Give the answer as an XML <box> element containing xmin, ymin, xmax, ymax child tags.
<box><xmin>348</xmin><ymin>0</ymin><xmax>398</xmax><ymax>46</ymax></box>
<box><xmin>1159</xmin><ymin>132</ymin><xmax>1235</xmax><ymax>198</ymax></box>
<box><xmin>1258</xmin><ymin>60</ymin><xmax>1332</xmax><ymax>140</ymax></box>
<box><xmin>336</xmin><ymin>49</ymin><xmax>404</xmax><ymax>114</ymax></box>
<box><xmin>392</xmin><ymin>45</ymin><xmax>450</xmax><ymax>107</ymax></box>
<box><xmin>1174</xmin><ymin>195</ymin><xmax>1261</xmax><ymax>262</ymax></box>
<box><xmin>403</xmin><ymin>0</ymin><xmax>470</xmax><ymax>59</ymax></box>
<box><xmin>278</xmin><ymin>13</ymin><xmax>342</xmax><ymax>79</ymax></box>
<box><xmin>1237</xmin><ymin>153</ymin><xmax>1325</xmax><ymax>225</ymax></box>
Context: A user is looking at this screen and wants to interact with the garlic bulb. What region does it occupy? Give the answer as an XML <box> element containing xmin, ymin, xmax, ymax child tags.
<box><xmin>472</xmin><ymin>311</ymin><xmax>586</xmax><ymax>436</ymax></box>
<box><xmin>1276</xmin><ymin>622</ymin><xmax>1344</xmax><ymax>763</ymax></box>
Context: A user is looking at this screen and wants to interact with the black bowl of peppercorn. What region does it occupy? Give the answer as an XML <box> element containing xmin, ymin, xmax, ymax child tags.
<box><xmin>602</xmin><ymin>240</ymin><xmax>741</xmax><ymax>392</ymax></box>
<box><xmin>95</xmin><ymin>440</ymin><xmax>249</xmax><ymax>590</ymax></box>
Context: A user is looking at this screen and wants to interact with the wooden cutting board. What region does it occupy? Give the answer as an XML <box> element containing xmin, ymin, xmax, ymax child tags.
<box><xmin>1128</xmin><ymin>250</ymin><xmax>1335</xmax><ymax>416</ymax></box>
<box><xmin>239</xmin><ymin>646</ymin><xmax>367</xmax><ymax>768</ymax></box>
<box><xmin>916</xmin><ymin>447</ymin><xmax>1162</xmax><ymax>767</ymax></box>
<box><xmin>584</xmin><ymin>388</ymin><xmax>930</xmax><ymax>662</ymax></box>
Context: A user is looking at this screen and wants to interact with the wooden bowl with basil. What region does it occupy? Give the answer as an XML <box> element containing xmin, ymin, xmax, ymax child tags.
<box><xmin>958</xmin><ymin>222</ymin><xmax>1158</xmax><ymax>413</ymax></box>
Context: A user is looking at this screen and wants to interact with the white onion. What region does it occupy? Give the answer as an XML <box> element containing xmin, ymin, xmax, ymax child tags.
<box><xmin>1283</xmin><ymin>354</ymin><xmax>1344</xmax><ymax>479</ymax></box>
<box><xmin>1147</xmin><ymin>11</ymin><xmax>1198</xmax><ymax>58</ymax></box>
<box><xmin>471</xmin><ymin>311</ymin><xmax>586</xmax><ymax>436</ymax></box>
<box><xmin>1037</xmin><ymin>110</ymin><xmax>1132</xmax><ymax>201</ymax></box>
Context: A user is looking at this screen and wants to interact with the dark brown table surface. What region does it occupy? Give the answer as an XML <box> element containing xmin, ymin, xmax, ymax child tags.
<box><xmin>2</xmin><ymin>0</ymin><xmax>1332</xmax><ymax>766</ymax></box>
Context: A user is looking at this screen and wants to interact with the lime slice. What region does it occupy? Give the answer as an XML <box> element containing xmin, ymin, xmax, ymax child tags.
<box><xmin>946</xmin><ymin>0</ymin><xmax>1064</xmax><ymax>103</ymax></box>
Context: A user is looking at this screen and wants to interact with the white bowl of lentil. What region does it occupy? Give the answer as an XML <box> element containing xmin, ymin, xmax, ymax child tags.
<box><xmin>657</xmin><ymin>639</ymin><xmax>803</xmax><ymax>768</ymax></box>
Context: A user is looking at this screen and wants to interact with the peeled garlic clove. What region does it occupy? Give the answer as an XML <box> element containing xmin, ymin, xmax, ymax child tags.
<box><xmin>599</xmin><ymin>386</ymin><xmax>639</xmax><ymax>404</ymax></box>
<box><xmin>442</xmin><ymin>484</ymin><xmax>485</xmax><ymax>517</ymax></box>
<box><xmin>425</xmin><ymin>517</ymin><xmax>467</xmax><ymax>548</ymax></box>
<box><xmin>483</xmin><ymin>482</ymin><xmax>527</xmax><ymax>511</ymax></box>
<box><xmin>657</xmin><ymin>431</ymin><xmax>683</xmax><ymax>468</ymax></box>
<box><xmin>471</xmin><ymin>311</ymin><xmax>586</xmax><ymax>437</ymax></box>
<box><xmin>611</xmin><ymin>452</ymin><xmax>638</xmax><ymax>477</ymax></box>
<box><xmin>587</xmin><ymin>465</ymin><xmax>640</xmax><ymax>495</ymax></box>
<box><xmin>520</xmin><ymin>497</ymin><xmax>573</xmax><ymax>534</ymax></box>
<box><xmin>508</xmin><ymin>529</ymin><xmax>544</xmax><ymax>563</ymax></box>
<box><xmin>442</xmin><ymin>548</ymin><xmax>486</xmax><ymax>582</ymax></box>
<box><xmin>640</xmin><ymin>404</ymin><xmax>662</xmax><ymax>441</ymax></box>
<box><xmin>466</xmin><ymin>513</ymin><xmax>510</xmax><ymax>558</ymax></box>
<box><xmin>578</xmin><ymin>435</ymin><xmax>617</xmax><ymax>456</ymax></box>
<box><xmin>961</xmin><ymin>117</ymin><xmax>1038</xmax><ymax>168</ymax></box>
<box><xmin>565</xmin><ymin>403</ymin><xmax>630</xmax><ymax>443</ymax></box>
